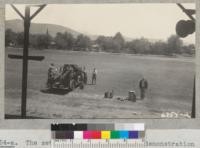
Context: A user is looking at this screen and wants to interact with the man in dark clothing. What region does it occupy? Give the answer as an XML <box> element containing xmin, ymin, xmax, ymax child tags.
<box><xmin>139</xmin><ymin>77</ymin><xmax>148</xmax><ymax>100</ymax></box>
<box><xmin>47</xmin><ymin>63</ymin><xmax>57</xmax><ymax>88</ymax></box>
<box><xmin>82</xmin><ymin>67</ymin><xmax>87</xmax><ymax>84</ymax></box>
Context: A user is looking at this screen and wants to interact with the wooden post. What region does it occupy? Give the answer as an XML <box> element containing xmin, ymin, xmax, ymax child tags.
<box><xmin>10</xmin><ymin>4</ymin><xmax>46</xmax><ymax>118</ymax></box>
<box><xmin>191</xmin><ymin>76</ymin><xmax>195</xmax><ymax>118</ymax></box>
<box><xmin>21</xmin><ymin>6</ymin><xmax>30</xmax><ymax>118</ymax></box>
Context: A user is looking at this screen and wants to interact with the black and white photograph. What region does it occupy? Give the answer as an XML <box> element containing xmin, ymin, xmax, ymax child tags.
<box><xmin>5</xmin><ymin>3</ymin><xmax>195</xmax><ymax>119</ymax></box>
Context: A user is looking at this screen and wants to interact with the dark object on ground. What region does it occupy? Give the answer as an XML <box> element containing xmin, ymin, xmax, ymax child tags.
<box><xmin>110</xmin><ymin>90</ymin><xmax>114</xmax><ymax>98</ymax></box>
<box><xmin>116</xmin><ymin>97</ymin><xmax>126</xmax><ymax>101</ymax></box>
<box><xmin>46</xmin><ymin>64</ymin><xmax>87</xmax><ymax>91</ymax></box>
<box><xmin>128</xmin><ymin>91</ymin><xmax>136</xmax><ymax>102</ymax></box>
<box><xmin>5</xmin><ymin>114</ymin><xmax>45</xmax><ymax>119</ymax></box>
<box><xmin>104</xmin><ymin>92</ymin><xmax>109</xmax><ymax>98</ymax></box>
<box><xmin>41</xmin><ymin>88</ymin><xmax>71</xmax><ymax>95</ymax></box>
<box><xmin>104</xmin><ymin>90</ymin><xmax>114</xmax><ymax>98</ymax></box>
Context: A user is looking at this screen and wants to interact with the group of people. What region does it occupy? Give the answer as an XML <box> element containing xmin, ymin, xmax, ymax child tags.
<box><xmin>91</xmin><ymin>70</ymin><xmax>148</xmax><ymax>100</ymax></box>
<box><xmin>47</xmin><ymin>63</ymin><xmax>148</xmax><ymax>99</ymax></box>
<box><xmin>48</xmin><ymin>63</ymin><xmax>98</xmax><ymax>85</ymax></box>
<box><xmin>83</xmin><ymin>67</ymin><xmax>98</xmax><ymax>85</ymax></box>
<box><xmin>48</xmin><ymin>63</ymin><xmax>97</xmax><ymax>83</ymax></box>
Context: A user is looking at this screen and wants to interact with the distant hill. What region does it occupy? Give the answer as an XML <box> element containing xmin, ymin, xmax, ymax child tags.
<box><xmin>6</xmin><ymin>19</ymin><xmax>81</xmax><ymax>37</ymax></box>
<box><xmin>5</xmin><ymin>19</ymin><xmax>134</xmax><ymax>41</ymax></box>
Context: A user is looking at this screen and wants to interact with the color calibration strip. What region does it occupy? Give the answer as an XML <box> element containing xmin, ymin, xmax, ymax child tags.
<box><xmin>51</xmin><ymin>123</ymin><xmax>145</xmax><ymax>140</ymax></box>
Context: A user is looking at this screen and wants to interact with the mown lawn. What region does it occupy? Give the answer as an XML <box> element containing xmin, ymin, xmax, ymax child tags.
<box><xmin>5</xmin><ymin>48</ymin><xmax>195</xmax><ymax>118</ymax></box>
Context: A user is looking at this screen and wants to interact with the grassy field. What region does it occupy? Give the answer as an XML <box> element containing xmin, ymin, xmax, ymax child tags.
<box><xmin>5</xmin><ymin>47</ymin><xmax>195</xmax><ymax>118</ymax></box>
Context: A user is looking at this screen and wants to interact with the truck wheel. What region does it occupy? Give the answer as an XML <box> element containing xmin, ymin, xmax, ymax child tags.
<box><xmin>69</xmin><ymin>79</ymin><xmax>75</xmax><ymax>91</ymax></box>
<box><xmin>79</xmin><ymin>82</ymin><xmax>84</xmax><ymax>90</ymax></box>
<box><xmin>47</xmin><ymin>80</ymin><xmax>53</xmax><ymax>89</ymax></box>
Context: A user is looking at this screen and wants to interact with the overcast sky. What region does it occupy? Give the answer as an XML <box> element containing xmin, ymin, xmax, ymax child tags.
<box><xmin>6</xmin><ymin>4</ymin><xmax>195</xmax><ymax>44</ymax></box>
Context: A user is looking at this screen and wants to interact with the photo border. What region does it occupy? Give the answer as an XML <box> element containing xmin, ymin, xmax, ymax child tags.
<box><xmin>0</xmin><ymin>0</ymin><xmax>199</xmax><ymax>129</ymax></box>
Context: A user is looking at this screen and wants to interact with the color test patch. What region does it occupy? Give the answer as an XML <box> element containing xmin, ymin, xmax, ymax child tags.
<box><xmin>119</xmin><ymin>131</ymin><xmax>129</xmax><ymax>139</ymax></box>
<box><xmin>111</xmin><ymin>131</ymin><xmax>120</xmax><ymax>139</ymax></box>
<box><xmin>101</xmin><ymin>131</ymin><xmax>110</xmax><ymax>139</ymax></box>
<box><xmin>55</xmin><ymin>131</ymin><xmax>66</xmax><ymax>139</ymax></box>
<box><xmin>83</xmin><ymin>131</ymin><xmax>92</xmax><ymax>139</ymax></box>
<box><xmin>51</xmin><ymin>123</ymin><xmax>145</xmax><ymax>140</ymax></box>
<box><xmin>138</xmin><ymin>131</ymin><xmax>145</xmax><ymax>138</ymax></box>
<box><xmin>129</xmin><ymin>131</ymin><xmax>138</xmax><ymax>139</ymax></box>
<box><xmin>65</xmin><ymin>131</ymin><xmax>74</xmax><ymax>139</ymax></box>
<box><xmin>91</xmin><ymin>131</ymin><xmax>101</xmax><ymax>139</ymax></box>
<box><xmin>133</xmin><ymin>123</ymin><xmax>145</xmax><ymax>131</ymax></box>
<box><xmin>51</xmin><ymin>123</ymin><xmax>145</xmax><ymax>131</ymax></box>
<box><xmin>74</xmin><ymin>131</ymin><xmax>83</xmax><ymax>139</ymax></box>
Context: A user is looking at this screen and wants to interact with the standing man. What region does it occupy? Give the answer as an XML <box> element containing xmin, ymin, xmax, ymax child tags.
<box><xmin>82</xmin><ymin>66</ymin><xmax>87</xmax><ymax>84</ymax></box>
<box><xmin>92</xmin><ymin>68</ymin><xmax>97</xmax><ymax>85</ymax></box>
<box><xmin>139</xmin><ymin>77</ymin><xmax>148</xmax><ymax>100</ymax></box>
<box><xmin>47</xmin><ymin>63</ymin><xmax>57</xmax><ymax>88</ymax></box>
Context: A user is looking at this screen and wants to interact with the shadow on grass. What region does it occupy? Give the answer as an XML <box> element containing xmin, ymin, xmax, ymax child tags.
<box><xmin>40</xmin><ymin>88</ymin><xmax>72</xmax><ymax>95</ymax></box>
<box><xmin>5</xmin><ymin>114</ymin><xmax>46</xmax><ymax>119</ymax></box>
<box><xmin>87</xmin><ymin>83</ymin><xmax>95</xmax><ymax>85</ymax></box>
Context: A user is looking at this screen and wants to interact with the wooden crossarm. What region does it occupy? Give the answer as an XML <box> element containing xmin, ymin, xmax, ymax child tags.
<box><xmin>8</xmin><ymin>54</ymin><xmax>45</xmax><ymax>61</ymax></box>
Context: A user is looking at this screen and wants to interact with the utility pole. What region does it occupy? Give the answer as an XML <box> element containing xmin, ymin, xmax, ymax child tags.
<box><xmin>176</xmin><ymin>3</ymin><xmax>196</xmax><ymax>118</ymax></box>
<box><xmin>9</xmin><ymin>4</ymin><xmax>46</xmax><ymax>118</ymax></box>
<box><xmin>21</xmin><ymin>6</ymin><xmax>30</xmax><ymax>117</ymax></box>
<box><xmin>191</xmin><ymin>76</ymin><xmax>195</xmax><ymax>118</ymax></box>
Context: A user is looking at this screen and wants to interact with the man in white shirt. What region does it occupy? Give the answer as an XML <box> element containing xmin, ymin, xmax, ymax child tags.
<box><xmin>92</xmin><ymin>68</ymin><xmax>97</xmax><ymax>85</ymax></box>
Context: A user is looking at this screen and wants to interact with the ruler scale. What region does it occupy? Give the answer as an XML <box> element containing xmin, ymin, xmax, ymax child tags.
<box><xmin>51</xmin><ymin>123</ymin><xmax>145</xmax><ymax>148</ymax></box>
<box><xmin>52</xmin><ymin>140</ymin><xmax>145</xmax><ymax>148</ymax></box>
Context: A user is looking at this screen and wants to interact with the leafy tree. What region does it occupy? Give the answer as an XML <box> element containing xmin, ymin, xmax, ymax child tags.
<box><xmin>166</xmin><ymin>35</ymin><xmax>183</xmax><ymax>55</ymax></box>
<box><xmin>5</xmin><ymin>29</ymin><xmax>17</xmax><ymax>46</ymax></box>
<box><xmin>125</xmin><ymin>41</ymin><xmax>137</xmax><ymax>53</ymax></box>
<box><xmin>96</xmin><ymin>33</ymin><xmax>125</xmax><ymax>52</ymax></box>
<box><xmin>36</xmin><ymin>34</ymin><xmax>51</xmax><ymax>49</ymax></box>
<box><xmin>6</xmin><ymin>28</ymin><xmax>192</xmax><ymax>57</ymax></box>
<box><xmin>75</xmin><ymin>34</ymin><xmax>91</xmax><ymax>50</ymax></box>
<box><xmin>55</xmin><ymin>32</ymin><xmax>75</xmax><ymax>49</ymax></box>
<box><xmin>126</xmin><ymin>38</ymin><xmax>151</xmax><ymax>54</ymax></box>
<box><xmin>113</xmin><ymin>32</ymin><xmax>125</xmax><ymax>51</ymax></box>
<box><xmin>29</xmin><ymin>34</ymin><xmax>37</xmax><ymax>47</ymax></box>
<box><xmin>96</xmin><ymin>36</ymin><xmax>113</xmax><ymax>51</ymax></box>
<box><xmin>150</xmin><ymin>41</ymin><xmax>168</xmax><ymax>55</ymax></box>
<box><xmin>16</xmin><ymin>32</ymin><xmax>24</xmax><ymax>47</ymax></box>
<box><xmin>181</xmin><ymin>44</ymin><xmax>195</xmax><ymax>55</ymax></box>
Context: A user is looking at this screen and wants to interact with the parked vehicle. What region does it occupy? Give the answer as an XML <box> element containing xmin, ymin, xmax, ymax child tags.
<box><xmin>47</xmin><ymin>64</ymin><xmax>87</xmax><ymax>90</ymax></box>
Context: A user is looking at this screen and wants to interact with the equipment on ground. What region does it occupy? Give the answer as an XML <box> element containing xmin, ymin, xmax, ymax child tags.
<box><xmin>128</xmin><ymin>91</ymin><xmax>136</xmax><ymax>102</ymax></box>
<box><xmin>47</xmin><ymin>64</ymin><xmax>87</xmax><ymax>91</ymax></box>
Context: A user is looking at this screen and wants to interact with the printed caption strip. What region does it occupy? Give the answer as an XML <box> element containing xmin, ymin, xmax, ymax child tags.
<box><xmin>51</xmin><ymin>123</ymin><xmax>145</xmax><ymax>148</ymax></box>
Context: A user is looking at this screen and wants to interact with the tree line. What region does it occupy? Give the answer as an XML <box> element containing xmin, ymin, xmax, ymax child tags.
<box><xmin>5</xmin><ymin>28</ymin><xmax>195</xmax><ymax>56</ymax></box>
